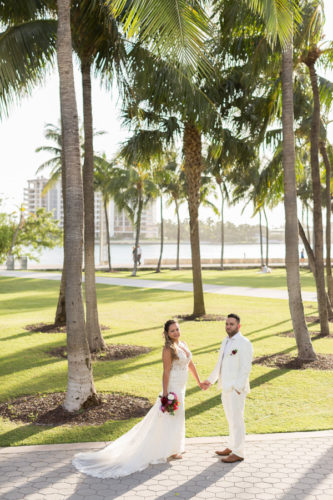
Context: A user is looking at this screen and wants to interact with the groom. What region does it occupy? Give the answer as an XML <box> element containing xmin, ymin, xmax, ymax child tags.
<box><xmin>203</xmin><ymin>313</ymin><xmax>253</xmax><ymax>463</ymax></box>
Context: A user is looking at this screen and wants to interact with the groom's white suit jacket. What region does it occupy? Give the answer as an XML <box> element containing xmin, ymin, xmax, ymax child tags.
<box><xmin>207</xmin><ymin>332</ymin><xmax>253</xmax><ymax>394</ymax></box>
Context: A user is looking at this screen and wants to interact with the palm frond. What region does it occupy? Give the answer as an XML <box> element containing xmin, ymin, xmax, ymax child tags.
<box><xmin>107</xmin><ymin>0</ymin><xmax>211</xmax><ymax>74</ymax></box>
<box><xmin>243</xmin><ymin>0</ymin><xmax>301</xmax><ymax>46</ymax></box>
<box><xmin>0</xmin><ymin>19</ymin><xmax>56</xmax><ymax>117</ymax></box>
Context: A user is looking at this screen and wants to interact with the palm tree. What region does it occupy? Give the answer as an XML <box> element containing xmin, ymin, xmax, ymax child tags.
<box><xmin>107</xmin><ymin>161</ymin><xmax>158</xmax><ymax>276</ymax></box>
<box><xmin>36</xmin><ymin>122</ymin><xmax>104</xmax><ymax>327</ymax></box>
<box><xmin>56</xmin><ymin>0</ymin><xmax>97</xmax><ymax>411</ymax></box>
<box><xmin>299</xmin><ymin>2</ymin><xmax>330</xmax><ymax>337</ymax></box>
<box><xmin>281</xmin><ymin>40</ymin><xmax>316</xmax><ymax>360</ymax></box>
<box><xmin>165</xmin><ymin>164</ymin><xmax>186</xmax><ymax>270</ymax></box>
<box><xmin>212</xmin><ymin>0</ymin><xmax>316</xmax><ymax>359</ymax></box>
<box><xmin>36</xmin><ymin>122</ymin><xmax>66</xmax><ymax>325</ymax></box>
<box><xmin>94</xmin><ymin>153</ymin><xmax>117</xmax><ymax>272</ymax></box>
<box><xmin>152</xmin><ymin>155</ymin><xmax>175</xmax><ymax>273</ymax></box>
<box><xmin>0</xmin><ymin>1</ymin><xmax>56</xmax><ymax>118</ymax></box>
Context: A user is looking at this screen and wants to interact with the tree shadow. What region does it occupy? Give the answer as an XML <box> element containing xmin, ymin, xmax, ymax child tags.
<box><xmin>155</xmin><ymin>460</ymin><xmax>238</xmax><ymax>499</ymax></box>
<box><xmin>279</xmin><ymin>444</ymin><xmax>333</xmax><ymax>500</ymax></box>
<box><xmin>0</xmin><ymin>422</ymin><xmax>48</xmax><ymax>448</ymax></box>
<box><xmin>0</xmin><ymin>330</ymin><xmax>38</xmax><ymax>342</ymax></box>
<box><xmin>70</xmin><ymin>462</ymin><xmax>171</xmax><ymax>499</ymax></box>
<box><xmin>0</xmin><ymin>341</ymin><xmax>65</xmax><ymax>377</ymax></box>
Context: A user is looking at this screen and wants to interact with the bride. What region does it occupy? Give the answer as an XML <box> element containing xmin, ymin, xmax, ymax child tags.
<box><xmin>72</xmin><ymin>319</ymin><xmax>205</xmax><ymax>478</ymax></box>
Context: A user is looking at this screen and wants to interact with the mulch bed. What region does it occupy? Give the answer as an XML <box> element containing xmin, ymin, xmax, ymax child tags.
<box><xmin>0</xmin><ymin>392</ymin><xmax>152</xmax><ymax>426</ymax></box>
<box><xmin>176</xmin><ymin>314</ymin><xmax>226</xmax><ymax>322</ymax></box>
<box><xmin>253</xmin><ymin>353</ymin><xmax>333</xmax><ymax>370</ymax></box>
<box><xmin>47</xmin><ymin>344</ymin><xmax>151</xmax><ymax>361</ymax></box>
<box><xmin>25</xmin><ymin>323</ymin><xmax>110</xmax><ymax>334</ymax></box>
<box><xmin>305</xmin><ymin>316</ymin><xmax>333</xmax><ymax>324</ymax></box>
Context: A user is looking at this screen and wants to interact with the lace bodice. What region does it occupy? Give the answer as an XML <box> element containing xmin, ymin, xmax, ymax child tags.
<box><xmin>170</xmin><ymin>341</ymin><xmax>192</xmax><ymax>372</ymax></box>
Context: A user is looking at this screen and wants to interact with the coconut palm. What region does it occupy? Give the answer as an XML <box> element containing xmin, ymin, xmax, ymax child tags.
<box><xmin>211</xmin><ymin>0</ymin><xmax>316</xmax><ymax>359</ymax></box>
<box><xmin>0</xmin><ymin>1</ymin><xmax>56</xmax><ymax>117</ymax></box>
<box><xmin>108</xmin><ymin>161</ymin><xmax>159</xmax><ymax>276</ymax></box>
<box><xmin>165</xmin><ymin>164</ymin><xmax>187</xmax><ymax>270</ymax></box>
<box><xmin>94</xmin><ymin>153</ymin><xmax>117</xmax><ymax>271</ymax></box>
<box><xmin>152</xmin><ymin>155</ymin><xmax>176</xmax><ymax>273</ymax></box>
<box><xmin>56</xmin><ymin>0</ymin><xmax>97</xmax><ymax>411</ymax></box>
<box><xmin>297</xmin><ymin>0</ymin><xmax>331</xmax><ymax>336</ymax></box>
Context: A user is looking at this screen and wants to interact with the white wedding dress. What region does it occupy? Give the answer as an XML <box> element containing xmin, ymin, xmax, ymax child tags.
<box><xmin>72</xmin><ymin>341</ymin><xmax>191</xmax><ymax>478</ymax></box>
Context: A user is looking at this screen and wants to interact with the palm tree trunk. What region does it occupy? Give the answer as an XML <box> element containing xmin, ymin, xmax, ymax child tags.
<box><xmin>282</xmin><ymin>42</ymin><xmax>316</xmax><ymax>361</ymax></box>
<box><xmin>104</xmin><ymin>199</ymin><xmax>112</xmax><ymax>271</ymax></box>
<box><xmin>183</xmin><ymin>121</ymin><xmax>205</xmax><ymax>317</ymax></box>
<box><xmin>81</xmin><ymin>60</ymin><xmax>105</xmax><ymax>353</ymax></box>
<box><xmin>175</xmin><ymin>198</ymin><xmax>180</xmax><ymax>270</ymax></box>
<box><xmin>219</xmin><ymin>184</ymin><xmax>224</xmax><ymax>270</ymax></box>
<box><xmin>298</xmin><ymin>219</ymin><xmax>333</xmax><ymax>321</ymax></box>
<box><xmin>55</xmin><ymin>131</ymin><xmax>66</xmax><ymax>326</ymax></box>
<box><xmin>156</xmin><ymin>196</ymin><xmax>164</xmax><ymax>273</ymax></box>
<box><xmin>263</xmin><ymin>207</ymin><xmax>269</xmax><ymax>266</ymax></box>
<box><xmin>320</xmin><ymin>141</ymin><xmax>333</xmax><ymax>304</ymax></box>
<box><xmin>306</xmin><ymin>205</ymin><xmax>311</xmax><ymax>244</ymax></box>
<box><xmin>57</xmin><ymin>0</ymin><xmax>98</xmax><ymax>411</ymax></box>
<box><xmin>259</xmin><ymin>210</ymin><xmax>264</xmax><ymax>266</ymax></box>
<box><xmin>305</xmin><ymin>55</ymin><xmax>330</xmax><ymax>336</ymax></box>
<box><xmin>132</xmin><ymin>186</ymin><xmax>143</xmax><ymax>277</ymax></box>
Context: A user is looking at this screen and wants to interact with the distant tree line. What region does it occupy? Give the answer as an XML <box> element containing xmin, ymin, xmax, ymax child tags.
<box><xmin>161</xmin><ymin>219</ymin><xmax>284</xmax><ymax>244</ymax></box>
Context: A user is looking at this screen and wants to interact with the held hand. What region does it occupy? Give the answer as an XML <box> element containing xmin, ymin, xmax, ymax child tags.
<box><xmin>201</xmin><ymin>380</ymin><xmax>212</xmax><ymax>390</ymax></box>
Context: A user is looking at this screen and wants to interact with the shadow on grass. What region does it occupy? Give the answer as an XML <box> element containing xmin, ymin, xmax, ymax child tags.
<box><xmin>96</xmin><ymin>284</ymin><xmax>190</xmax><ymax>304</ymax></box>
<box><xmin>0</xmin><ymin>341</ymin><xmax>66</xmax><ymax>378</ymax></box>
<box><xmin>0</xmin><ymin>422</ymin><xmax>49</xmax><ymax>447</ymax></box>
<box><xmin>0</xmin><ymin>330</ymin><xmax>39</xmax><ymax>342</ymax></box>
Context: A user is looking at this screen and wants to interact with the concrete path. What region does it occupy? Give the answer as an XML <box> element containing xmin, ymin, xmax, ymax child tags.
<box><xmin>0</xmin><ymin>431</ymin><xmax>332</xmax><ymax>499</ymax></box>
<box><xmin>0</xmin><ymin>271</ymin><xmax>317</xmax><ymax>302</ymax></box>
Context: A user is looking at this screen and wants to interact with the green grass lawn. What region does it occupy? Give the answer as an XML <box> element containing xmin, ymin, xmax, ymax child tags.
<box><xmin>97</xmin><ymin>268</ymin><xmax>317</xmax><ymax>291</ymax></box>
<box><xmin>0</xmin><ymin>274</ymin><xmax>332</xmax><ymax>447</ymax></box>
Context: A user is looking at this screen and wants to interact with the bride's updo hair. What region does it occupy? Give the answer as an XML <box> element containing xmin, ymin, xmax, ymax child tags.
<box><xmin>163</xmin><ymin>319</ymin><xmax>179</xmax><ymax>360</ymax></box>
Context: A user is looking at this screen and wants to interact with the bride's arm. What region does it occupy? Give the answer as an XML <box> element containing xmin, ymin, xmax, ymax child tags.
<box><xmin>162</xmin><ymin>347</ymin><xmax>172</xmax><ymax>397</ymax></box>
<box><xmin>188</xmin><ymin>360</ymin><xmax>204</xmax><ymax>388</ymax></box>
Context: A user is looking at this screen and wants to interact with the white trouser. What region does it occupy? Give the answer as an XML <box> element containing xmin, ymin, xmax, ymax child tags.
<box><xmin>222</xmin><ymin>390</ymin><xmax>246</xmax><ymax>458</ymax></box>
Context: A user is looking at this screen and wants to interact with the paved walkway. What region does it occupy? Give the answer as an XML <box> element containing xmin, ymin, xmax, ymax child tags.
<box><xmin>0</xmin><ymin>271</ymin><xmax>317</xmax><ymax>302</ymax></box>
<box><xmin>0</xmin><ymin>431</ymin><xmax>332</xmax><ymax>499</ymax></box>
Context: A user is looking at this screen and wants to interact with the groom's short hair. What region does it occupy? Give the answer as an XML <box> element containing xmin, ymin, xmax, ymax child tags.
<box><xmin>227</xmin><ymin>313</ymin><xmax>240</xmax><ymax>323</ymax></box>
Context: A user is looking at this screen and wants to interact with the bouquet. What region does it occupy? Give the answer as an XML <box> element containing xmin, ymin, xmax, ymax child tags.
<box><xmin>159</xmin><ymin>392</ymin><xmax>179</xmax><ymax>415</ymax></box>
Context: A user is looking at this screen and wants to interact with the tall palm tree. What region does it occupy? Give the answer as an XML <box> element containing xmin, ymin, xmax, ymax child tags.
<box><xmin>281</xmin><ymin>40</ymin><xmax>316</xmax><ymax>360</ymax></box>
<box><xmin>152</xmin><ymin>155</ymin><xmax>175</xmax><ymax>273</ymax></box>
<box><xmin>0</xmin><ymin>1</ymin><xmax>56</xmax><ymax>118</ymax></box>
<box><xmin>36</xmin><ymin>122</ymin><xmax>66</xmax><ymax>325</ymax></box>
<box><xmin>56</xmin><ymin>0</ymin><xmax>97</xmax><ymax>411</ymax></box>
<box><xmin>94</xmin><ymin>153</ymin><xmax>117</xmax><ymax>272</ymax></box>
<box><xmin>298</xmin><ymin>1</ymin><xmax>332</xmax><ymax>336</ymax></box>
<box><xmin>165</xmin><ymin>164</ymin><xmax>187</xmax><ymax>270</ymax></box>
<box><xmin>107</xmin><ymin>161</ymin><xmax>159</xmax><ymax>276</ymax></box>
<box><xmin>212</xmin><ymin>0</ymin><xmax>316</xmax><ymax>359</ymax></box>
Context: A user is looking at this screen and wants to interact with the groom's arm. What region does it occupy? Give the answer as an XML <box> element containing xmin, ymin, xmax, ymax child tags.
<box><xmin>206</xmin><ymin>343</ymin><xmax>224</xmax><ymax>386</ymax></box>
<box><xmin>234</xmin><ymin>340</ymin><xmax>253</xmax><ymax>393</ymax></box>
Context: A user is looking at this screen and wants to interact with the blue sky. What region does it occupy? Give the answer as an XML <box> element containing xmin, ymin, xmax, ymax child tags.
<box><xmin>1</xmin><ymin>1</ymin><xmax>333</xmax><ymax>228</ymax></box>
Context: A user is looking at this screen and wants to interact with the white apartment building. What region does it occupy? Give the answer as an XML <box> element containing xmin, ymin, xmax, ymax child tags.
<box><xmin>23</xmin><ymin>177</ymin><xmax>158</xmax><ymax>240</ymax></box>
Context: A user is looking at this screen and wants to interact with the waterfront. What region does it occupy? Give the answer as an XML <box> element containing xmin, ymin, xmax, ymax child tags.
<box><xmin>24</xmin><ymin>241</ymin><xmax>301</xmax><ymax>268</ymax></box>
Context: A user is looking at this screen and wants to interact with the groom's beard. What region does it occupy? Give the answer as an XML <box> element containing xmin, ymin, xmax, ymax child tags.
<box><xmin>226</xmin><ymin>327</ymin><xmax>239</xmax><ymax>337</ymax></box>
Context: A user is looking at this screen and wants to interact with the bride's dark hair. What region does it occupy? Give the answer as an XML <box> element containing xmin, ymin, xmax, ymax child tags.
<box><xmin>163</xmin><ymin>320</ymin><xmax>179</xmax><ymax>360</ymax></box>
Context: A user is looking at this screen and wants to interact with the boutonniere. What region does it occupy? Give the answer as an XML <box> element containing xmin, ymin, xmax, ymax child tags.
<box><xmin>230</xmin><ymin>349</ymin><xmax>238</xmax><ymax>356</ymax></box>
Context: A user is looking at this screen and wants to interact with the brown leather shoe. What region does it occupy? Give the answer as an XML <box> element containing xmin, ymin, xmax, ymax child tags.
<box><xmin>221</xmin><ymin>453</ymin><xmax>244</xmax><ymax>463</ymax></box>
<box><xmin>215</xmin><ymin>448</ymin><xmax>232</xmax><ymax>456</ymax></box>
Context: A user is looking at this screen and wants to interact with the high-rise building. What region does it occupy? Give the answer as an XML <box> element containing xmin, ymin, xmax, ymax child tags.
<box><xmin>23</xmin><ymin>177</ymin><xmax>158</xmax><ymax>240</ymax></box>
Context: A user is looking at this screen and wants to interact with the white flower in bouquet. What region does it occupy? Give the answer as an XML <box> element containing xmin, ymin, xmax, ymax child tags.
<box><xmin>168</xmin><ymin>393</ymin><xmax>175</xmax><ymax>401</ymax></box>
